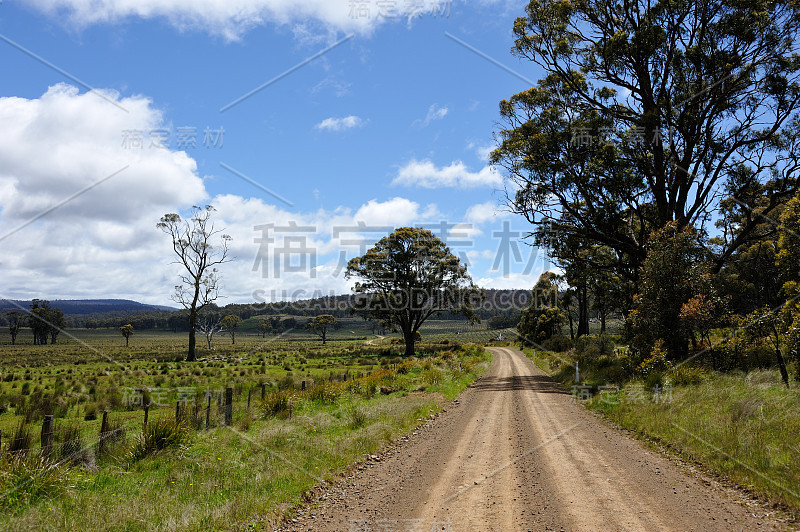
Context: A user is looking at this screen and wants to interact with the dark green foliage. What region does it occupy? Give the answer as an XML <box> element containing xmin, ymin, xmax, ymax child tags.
<box><xmin>347</xmin><ymin>227</ymin><xmax>483</xmax><ymax>357</ymax></box>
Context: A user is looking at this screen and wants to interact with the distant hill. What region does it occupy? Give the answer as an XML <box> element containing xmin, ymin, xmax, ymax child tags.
<box><xmin>0</xmin><ymin>299</ymin><xmax>176</xmax><ymax>316</ymax></box>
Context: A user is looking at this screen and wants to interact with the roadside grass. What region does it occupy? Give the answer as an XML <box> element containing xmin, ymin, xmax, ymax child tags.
<box><xmin>526</xmin><ymin>347</ymin><xmax>800</xmax><ymax>517</ymax></box>
<box><xmin>0</xmin><ymin>345</ymin><xmax>490</xmax><ymax>530</ymax></box>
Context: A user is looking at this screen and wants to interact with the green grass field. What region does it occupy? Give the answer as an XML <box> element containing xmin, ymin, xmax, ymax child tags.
<box><xmin>0</xmin><ymin>323</ymin><xmax>491</xmax><ymax>530</ymax></box>
<box><xmin>527</xmin><ymin>347</ymin><xmax>800</xmax><ymax>519</ymax></box>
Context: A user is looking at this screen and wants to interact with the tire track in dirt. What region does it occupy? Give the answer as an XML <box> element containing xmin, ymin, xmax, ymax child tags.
<box><xmin>280</xmin><ymin>347</ymin><xmax>790</xmax><ymax>531</ymax></box>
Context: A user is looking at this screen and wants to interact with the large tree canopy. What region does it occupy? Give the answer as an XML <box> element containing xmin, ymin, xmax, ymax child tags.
<box><xmin>346</xmin><ymin>227</ymin><xmax>483</xmax><ymax>357</ymax></box>
<box><xmin>492</xmin><ymin>0</ymin><xmax>800</xmax><ymax>285</ymax></box>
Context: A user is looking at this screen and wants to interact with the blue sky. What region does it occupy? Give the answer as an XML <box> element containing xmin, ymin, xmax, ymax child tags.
<box><xmin>0</xmin><ymin>0</ymin><xmax>552</xmax><ymax>305</ymax></box>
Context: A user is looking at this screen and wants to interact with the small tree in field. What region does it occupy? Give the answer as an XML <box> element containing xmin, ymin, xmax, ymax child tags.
<box><xmin>158</xmin><ymin>205</ymin><xmax>231</xmax><ymax>361</ymax></box>
<box><xmin>257</xmin><ymin>318</ymin><xmax>272</xmax><ymax>338</ymax></box>
<box><xmin>196</xmin><ymin>313</ymin><xmax>222</xmax><ymax>349</ymax></box>
<box><xmin>120</xmin><ymin>324</ymin><xmax>134</xmax><ymax>347</ymax></box>
<box><xmin>221</xmin><ymin>314</ymin><xmax>242</xmax><ymax>345</ymax></box>
<box><xmin>346</xmin><ymin>227</ymin><xmax>483</xmax><ymax>357</ymax></box>
<box><xmin>743</xmin><ymin>306</ymin><xmax>790</xmax><ymax>387</ymax></box>
<box><xmin>7</xmin><ymin>311</ymin><xmax>25</xmax><ymax>345</ymax></box>
<box><xmin>307</xmin><ymin>314</ymin><xmax>335</xmax><ymax>345</ymax></box>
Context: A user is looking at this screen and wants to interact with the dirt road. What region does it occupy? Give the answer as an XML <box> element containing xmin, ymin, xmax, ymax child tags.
<box><xmin>283</xmin><ymin>347</ymin><xmax>788</xmax><ymax>531</ymax></box>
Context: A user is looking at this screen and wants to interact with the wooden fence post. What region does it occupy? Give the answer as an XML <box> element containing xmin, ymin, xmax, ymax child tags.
<box><xmin>143</xmin><ymin>404</ymin><xmax>149</xmax><ymax>428</ymax></box>
<box><xmin>301</xmin><ymin>380</ymin><xmax>306</xmax><ymax>390</ymax></box>
<box><xmin>247</xmin><ymin>388</ymin><xmax>252</xmax><ymax>411</ymax></box>
<box><xmin>176</xmin><ymin>400</ymin><xmax>181</xmax><ymax>423</ymax></box>
<box><xmin>206</xmin><ymin>396</ymin><xmax>211</xmax><ymax>429</ymax></box>
<box><xmin>98</xmin><ymin>411</ymin><xmax>108</xmax><ymax>458</ymax></box>
<box><xmin>41</xmin><ymin>415</ymin><xmax>54</xmax><ymax>459</ymax></box>
<box><xmin>224</xmin><ymin>387</ymin><xmax>233</xmax><ymax>426</ymax></box>
<box><xmin>261</xmin><ymin>383</ymin><xmax>266</xmax><ymax>400</ymax></box>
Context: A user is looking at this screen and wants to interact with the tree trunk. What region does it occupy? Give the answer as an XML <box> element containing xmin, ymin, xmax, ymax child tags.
<box><xmin>577</xmin><ymin>284</ymin><xmax>589</xmax><ymax>337</ymax></box>
<box><xmin>775</xmin><ymin>345</ymin><xmax>789</xmax><ymax>388</ymax></box>
<box><xmin>566</xmin><ymin>306</ymin><xmax>575</xmax><ymax>340</ymax></box>
<box><xmin>188</xmin><ymin>311</ymin><xmax>197</xmax><ymax>362</ymax></box>
<box><xmin>404</xmin><ymin>327</ymin><xmax>415</xmax><ymax>357</ymax></box>
<box><xmin>125</xmin><ymin>337</ymin><xmax>129</xmax><ymax>347</ymax></box>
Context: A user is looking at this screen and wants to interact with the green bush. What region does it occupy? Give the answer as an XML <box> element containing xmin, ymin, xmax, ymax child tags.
<box><xmin>128</xmin><ymin>418</ymin><xmax>192</xmax><ymax>462</ymax></box>
<box><xmin>306</xmin><ymin>382</ymin><xmax>343</xmax><ymax>404</ymax></box>
<box><xmin>0</xmin><ymin>453</ymin><xmax>67</xmax><ymax>511</ymax></box>
<box><xmin>261</xmin><ymin>389</ymin><xmax>295</xmax><ymax>418</ymax></box>
<box><xmin>667</xmin><ymin>364</ymin><xmax>711</xmax><ymax>386</ymax></box>
<box><xmin>575</xmin><ymin>334</ymin><xmax>614</xmax><ymax>360</ymax></box>
<box><xmin>542</xmin><ymin>335</ymin><xmax>573</xmax><ymax>352</ymax></box>
<box><xmin>347</xmin><ymin>406</ymin><xmax>368</xmax><ymax>429</ymax></box>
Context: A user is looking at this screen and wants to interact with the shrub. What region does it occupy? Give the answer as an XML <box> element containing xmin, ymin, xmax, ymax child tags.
<box><xmin>637</xmin><ymin>339</ymin><xmax>672</xmax><ymax>377</ymax></box>
<box><xmin>396</xmin><ymin>360</ymin><xmax>415</xmax><ymax>374</ymax></box>
<box><xmin>347</xmin><ymin>406</ymin><xmax>368</xmax><ymax>429</ymax></box>
<box><xmin>0</xmin><ymin>453</ymin><xmax>67</xmax><ymax>510</ymax></box>
<box><xmin>306</xmin><ymin>382</ymin><xmax>343</xmax><ymax>404</ymax></box>
<box><xmin>128</xmin><ymin>418</ymin><xmax>192</xmax><ymax>462</ymax></box>
<box><xmin>667</xmin><ymin>364</ymin><xmax>711</xmax><ymax>386</ymax></box>
<box><xmin>261</xmin><ymin>389</ymin><xmax>294</xmax><ymax>418</ymax></box>
<box><xmin>421</xmin><ymin>368</ymin><xmax>444</xmax><ymax>385</ymax></box>
<box><xmin>542</xmin><ymin>335</ymin><xmax>573</xmax><ymax>353</ymax></box>
<box><xmin>83</xmin><ymin>403</ymin><xmax>97</xmax><ymax>421</ymax></box>
<box><xmin>278</xmin><ymin>374</ymin><xmax>295</xmax><ymax>389</ymax></box>
<box><xmin>575</xmin><ymin>334</ymin><xmax>614</xmax><ymax>360</ymax></box>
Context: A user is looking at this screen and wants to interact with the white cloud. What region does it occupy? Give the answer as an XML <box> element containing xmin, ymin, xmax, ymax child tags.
<box><xmin>353</xmin><ymin>197</ymin><xmax>438</xmax><ymax>226</ymax></box>
<box><xmin>465</xmin><ymin>201</ymin><xmax>503</xmax><ymax>225</ymax></box>
<box><xmin>0</xmin><ymin>84</ymin><xmax>206</xmax><ymax>224</ymax></box>
<box><xmin>0</xmin><ymin>84</ymin><xmax>207</xmax><ymax>303</ymax></box>
<box><xmin>467</xmin><ymin>141</ymin><xmax>494</xmax><ymax>162</ymax></box>
<box><xmin>27</xmin><ymin>0</ymin><xmax>452</xmax><ymax>39</ymax></box>
<box><xmin>392</xmin><ymin>159</ymin><xmax>502</xmax><ymax>189</ymax></box>
<box><xmin>315</xmin><ymin>115</ymin><xmax>365</xmax><ymax>131</ymax></box>
<box><xmin>413</xmin><ymin>104</ymin><xmax>448</xmax><ymax>127</ymax></box>
<box><xmin>466</xmin><ymin>249</ymin><xmax>495</xmax><ymax>261</ymax></box>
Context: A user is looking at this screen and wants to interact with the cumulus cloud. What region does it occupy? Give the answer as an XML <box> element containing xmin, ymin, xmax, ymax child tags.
<box><xmin>0</xmin><ymin>84</ymin><xmax>206</xmax><ymax>225</ymax></box>
<box><xmin>353</xmin><ymin>197</ymin><xmax>439</xmax><ymax>226</ymax></box>
<box><xmin>392</xmin><ymin>159</ymin><xmax>502</xmax><ymax>189</ymax></box>
<box><xmin>314</xmin><ymin>115</ymin><xmax>365</xmax><ymax>131</ymax></box>
<box><xmin>27</xmin><ymin>0</ymin><xmax>452</xmax><ymax>39</ymax></box>
<box><xmin>465</xmin><ymin>201</ymin><xmax>503</xmax><ymax>225</ymax></box>
<box><xmin>0</xmin><ymin>84</ymin><xmax>207</xmax><ymax>303</ymax></box>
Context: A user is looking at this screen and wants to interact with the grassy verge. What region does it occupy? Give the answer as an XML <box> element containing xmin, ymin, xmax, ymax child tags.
<box><xmin>0</xmin><ymin>345</ymin><xmax>490</xmax><ymax>531</ymax></box>
<box><xmin>526</xmin><ymin>347</ymin><xmax>800</xmax><ymax>518</ymax></box>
